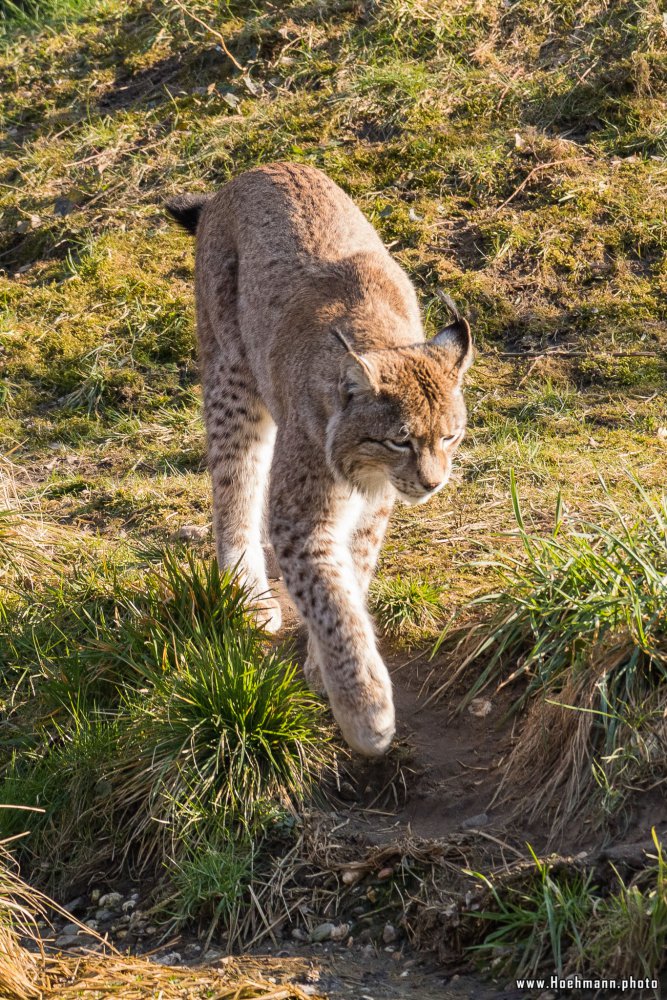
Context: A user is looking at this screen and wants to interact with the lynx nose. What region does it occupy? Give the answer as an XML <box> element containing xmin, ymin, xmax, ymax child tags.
<box><xmin>420</xmin><ymin>478</ymin><xmax>441</xmax><ymax>493</ymax></box>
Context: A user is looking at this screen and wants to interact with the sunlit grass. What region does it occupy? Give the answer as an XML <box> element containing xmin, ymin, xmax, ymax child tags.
<box><xmin>467</xmin><ymin>829</ymin><xmax>667</xmax><ymax>982</ymax></box>
<box><xmin>370</xmin><ymin>573</ymin><xmax>443</xmax><ymax>643</ymax></box>
<box><xmin>433</xmin><ymin>473</ymin><xmax>667</xmax><ymax>821</ymax></box>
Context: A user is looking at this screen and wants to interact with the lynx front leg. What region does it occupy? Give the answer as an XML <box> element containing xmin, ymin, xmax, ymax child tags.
<box><xmin>270</xmin><ymin>441</ymin><xmax>395</xmax><ymax>756</ymax></box>
<box><xmin>351</xmin><ymin>486</ymin><xmax>395</xmax><ymax>596</ymax></box>
<box><xmin>198</xmin><ymin>313</ymin><xmax>281</xmax><ymax>633</ymax></box>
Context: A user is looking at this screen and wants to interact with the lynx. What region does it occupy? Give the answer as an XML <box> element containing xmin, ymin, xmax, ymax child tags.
<box><xmin>166</xmin><ymin>163</ymin><xmax>472</xmax><ymax>756</ymax></box>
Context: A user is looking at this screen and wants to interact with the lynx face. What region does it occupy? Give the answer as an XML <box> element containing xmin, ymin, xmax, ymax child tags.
<box><xmin>326</xmin><ymin>325</ymin><xmax>472</xmax><ymax>504</ymax></box>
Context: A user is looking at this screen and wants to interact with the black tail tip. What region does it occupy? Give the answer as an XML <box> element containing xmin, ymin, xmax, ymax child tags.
<box><xmin>165</xmin><ymin>194</ymin><xmax>209</xmax><ymax>236</ymax></box>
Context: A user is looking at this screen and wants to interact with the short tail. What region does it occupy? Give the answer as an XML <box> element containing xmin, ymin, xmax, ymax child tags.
<box><xmin>165</xmin><ymin>194</ymin><xmax>210</xmax><ymax>236</ymax></box>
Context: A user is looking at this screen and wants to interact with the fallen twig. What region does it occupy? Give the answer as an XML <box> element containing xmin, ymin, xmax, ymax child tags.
<box><xmin>492</xmin><ymin>157</ymin><xmax>590</xmax><ymax>214</ymax></box>
<box><xmin>171</xmin><ymin>0</ymin><xmax>245</xmax><ymax>73</ymax></box>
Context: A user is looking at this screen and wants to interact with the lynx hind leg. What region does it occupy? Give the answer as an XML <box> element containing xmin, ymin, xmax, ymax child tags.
<box><xmin>198</xmin><ymin>314</ymin><xmax>281</xmax><ymax>633</ymax></box>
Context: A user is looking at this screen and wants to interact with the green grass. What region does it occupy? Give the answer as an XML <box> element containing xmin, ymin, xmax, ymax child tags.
<box><xmin>370</xmin><ymin>573</ymin><xmax>443</xmax><ymax>643</ymax></box>
<box><xmin>164</xmin><ymin>835</ymin><xmax>254</xmax><ymax>947</ymax></box>
<box><xmin>0</xmin><ymin>0</ymin><xmax>97</xmax><ymax>38</ymax></box>
<box><xmin>467</xmin><ymin>829</ymin><xmax>667</xmax><ymax>984</ymax></box>
<box><xmin>467</xmin><ymin>845</ymin><xmax>595</xmax><ymax>979</ymax></box>
<box><xmin>0</xmin><ymin>545</ymin><xmax>332</xmax><ymax>888</ymax></box>
<box><xmin>433</xmin><ymin>473</ymin><xmax>667</xmax><ymax>823</ymax></box>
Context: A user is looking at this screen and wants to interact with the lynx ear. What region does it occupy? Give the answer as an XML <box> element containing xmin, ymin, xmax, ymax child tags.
<box><xmin>332</xmin><ymin>328</ymin><xmax>378</xmax><ymax>402</ymax></box>
<box><xmin>430</xmin><ymin>292</ymin><xmax>473</xmax><ymax>377</ymax></box>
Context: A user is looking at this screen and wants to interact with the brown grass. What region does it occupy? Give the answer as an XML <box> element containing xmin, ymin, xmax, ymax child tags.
<box><xmin>0</xmin><ymin>826</ymin><xmax>321</xmax><ymax>1000</ymax></box>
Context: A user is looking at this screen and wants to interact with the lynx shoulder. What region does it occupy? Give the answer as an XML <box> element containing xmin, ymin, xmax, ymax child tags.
<box><xmin>167</xmin><ymin>163</ymin><xmax>473</xmax><ymax>756</ymax></box>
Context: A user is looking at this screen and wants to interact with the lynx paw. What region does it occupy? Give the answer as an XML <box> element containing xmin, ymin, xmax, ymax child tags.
<box><xmin>330</xmin><ymin>677</ymin><xmax>395</xmax><ymax>757</ymax></box>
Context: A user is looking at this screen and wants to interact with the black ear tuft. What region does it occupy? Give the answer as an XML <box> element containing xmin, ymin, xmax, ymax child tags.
<box><xmin>430</xmin><ymin>289</ymin><xmax>474</xmax><ymax>376</ymax></box>
<box><xmin>165</xmin><ymin>194</ymin><xmax>210</xmax><ymax>236</ymax></box>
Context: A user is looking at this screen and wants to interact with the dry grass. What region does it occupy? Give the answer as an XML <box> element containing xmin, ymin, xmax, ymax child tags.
<box><xmin>0</xmin><ymin>829</ymin><xmax>320</xmax><ymax>999</ymax></box>
<box><xmin>0</xmin><ymin>459</ymin><xmax>68</xmax><ymax>588</ymax></box>
<box><xmin>39</xmin><ymin>957</ymin><xmax>323</xmax><ymax>999</ymax></box>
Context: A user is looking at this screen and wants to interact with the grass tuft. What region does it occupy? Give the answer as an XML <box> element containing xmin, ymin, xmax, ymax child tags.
<box><xmin>467</xmin><ymin>829</ymin><xmax>667</xmax><ymax>984</ymax></box>
<box><xmin>0</xmin><ymin>549</ymin><xmax>333</xmax><ymax>888</ymax></box>
<box><xmin>433</xmin><ymin>473</ymin><xmax>667</xmax><ymax>823</ymax></box>
<box><xmin>165</xmin><ymin>834</ymin><xmax>254</xmax><ymax>947</ymax></box>
<box><xmin>118</xmin><ymin>630</ymin><xmax>332</xmax><ymax>862</ymax></box>
<box><xmin>467</xmin><ymin>845</ymin><xmax>595</xmax><ymax>979</ymax></box>
<box><xmin>370</xmin><ymin>573</ymin><xmax>443</xmax><ymax>643</ymax></box>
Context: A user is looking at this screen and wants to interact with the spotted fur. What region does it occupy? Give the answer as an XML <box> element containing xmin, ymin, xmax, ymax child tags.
<box><xmin>167</xmin><ymin>163</ymin><xmax>473</xmax><ymax>756</ymax></box>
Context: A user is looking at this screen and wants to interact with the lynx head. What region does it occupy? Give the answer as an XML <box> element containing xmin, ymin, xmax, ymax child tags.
<box><xmin>326</xmin><ymin>316</ymin><xmax>473</xmax><ymax>505</ymax></box>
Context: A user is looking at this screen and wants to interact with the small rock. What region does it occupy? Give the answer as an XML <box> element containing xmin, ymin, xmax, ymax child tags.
<box><xmin>468</xmin><ymin>698</ymin><xmax>493</xmax><ymax>717</ymax></box>
<box><xmin>156</xmin><ymin>951</ymin><xmax>182</xmax><ymax>966</ymax></box>
<box><xmin>145</xmin><ymin>925</ymin><xmax>157</xmax><ymax>935</ymax></box>
<box><xmin>90</xmin><ymin>889</ymin><xmax>101</xmax><ymax>904</ymax></box>
<box><xmin>98</xmin><ymin>892</ymin><xmax>123</xmax><ymax>909</ymax></box>
<box><xmin>291</xmin><ymin>927</ymin><xmax>308</xmax><ymax>942</ymax></box>
<box><xmin>60</xmin><ymin>923</ymin><xmax>80</xmax><ymax>936</ymax></box>
<box><xmin>95</xmin><ymin>908</ymin><xmax>115</xmax><ymax>922</ymax></box>
<box><xmin>55</xmin><ymin>934</ymin><xmax>77</xmax><ymax>948</ymax></box>
<box><xmin>330</xmin><ymin>923</ymin><xmax>350</xmax><ymax>942</ymax></box>
<box><xmin>184</xmin><ymin>942</ymin><xmax>201</xmax><ymax>956</ymax></box>
<box><xmin>342</xmin><ymin>869</ymin><xmax>362</xmax><ymax>886</ymax></box>
<box><xmin>63</xmin><ymin>897</ymin><xmax>86</xmax><ymax>915</ymax></box>
<box><xmin>121</xmin><ymin>899</ymin><xmax>136</xmax><ymax>913</ymax></box>
<box><xmin>203</xmin><ymin>949</ymin><xmax>223</xmax><ymax>962</ymax></box>
<box><xmin>115</xmin><ymin>929</ymin><xmax>128</xmax><ymax>940</ymax></box>
<box><xmin>84</xmin><ymin>920</ymin><xmax>99</xmax><ymax>931</ymax></box>
<box><xmin>377</xmin><ymin>867</ymin><xmax>393</xmax><ymax>880</ymax></box>
<box><xmin>462</xmin><ymin>812</ymin><xmax>490</xmax><ymax>829</ymax></box>
<box><xmin>311</xmin><ymin>922</ymin><xmax>335</xmax><ymax>943</ymax></box>
<box><xmin>338</xmin><ymin>780</ymin><xmax>357</xmax><ymax>802</ymax></box>
<box><xmin>382</xmin><ymin>923</ymin><xmax>398</xmax><ymax>944</ymax></box>
<box><xmin>54</xmin><ymin>196</ymin><xmax>76</xmax><ymax>217</ymax></box>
